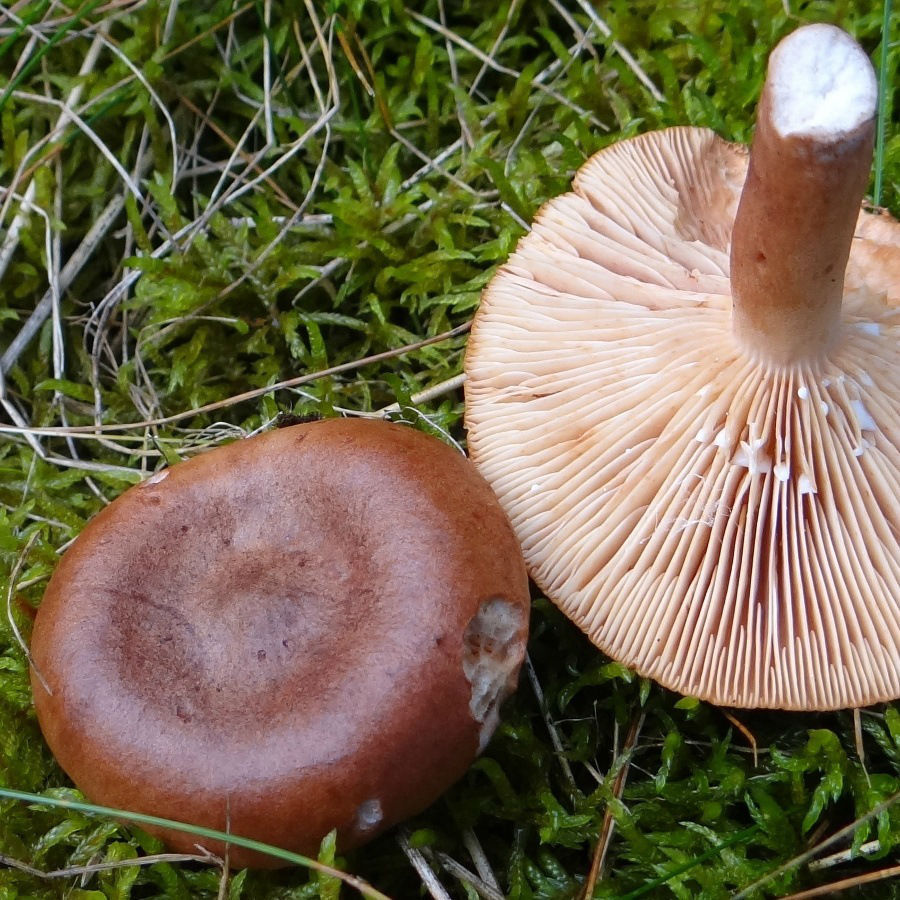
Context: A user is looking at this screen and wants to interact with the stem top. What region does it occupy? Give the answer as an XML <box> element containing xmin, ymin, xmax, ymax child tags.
<box><xmin>729</xmin><ymin>24</ymin><xmax>878</xmax><ymax>365</ymax></box>
<box><xmin>767</xmin><ymin>24</ymin><xmax>877</xmax><ymax>140</ymax></box>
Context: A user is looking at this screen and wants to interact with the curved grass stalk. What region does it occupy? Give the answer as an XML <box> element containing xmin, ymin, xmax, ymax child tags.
<box><xmin>0</xmin><ymin>787</ymin><xmax>392</xmax><ymax>899</ymax></box>
<box><xmin>873</xmin><ymin>0</ymin><xmax>894</xmax><ymax>206</ymax></box>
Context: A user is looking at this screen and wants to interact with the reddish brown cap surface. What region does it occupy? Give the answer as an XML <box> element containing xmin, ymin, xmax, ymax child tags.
<box><xmin>30</xmin><ymin>418</ymin><xmax>529</xmax><ymax>867</ymax></box>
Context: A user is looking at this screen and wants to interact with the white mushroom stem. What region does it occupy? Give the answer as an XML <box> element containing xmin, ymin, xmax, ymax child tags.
<box><xmin>730</xmin><ymin>24</ymin><xmax>878</xmax><ymax>365</ymax></box>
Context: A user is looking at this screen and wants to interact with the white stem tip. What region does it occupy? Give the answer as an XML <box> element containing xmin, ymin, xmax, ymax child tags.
<box><xmin>768</xmin><ymin>24</ymin><xmax>877</xmax><ymax>141</ymax></box>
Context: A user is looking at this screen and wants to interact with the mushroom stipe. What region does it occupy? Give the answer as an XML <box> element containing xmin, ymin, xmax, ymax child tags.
<box><xmin>464</xmin><ymin>23</ymin><xmax>899</xmax><ymax>711</ymax></box>
<box><xmin>30</xmin><ymin>418</ymin><xmax>530</xmax><ymax>867</ymax></box>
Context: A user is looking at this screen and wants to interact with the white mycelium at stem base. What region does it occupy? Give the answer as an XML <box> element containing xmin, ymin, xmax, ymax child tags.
<box><xmin>464</xmin><ymin>23</ymin><xmax>899</xmax><ymax>710</ymax></box>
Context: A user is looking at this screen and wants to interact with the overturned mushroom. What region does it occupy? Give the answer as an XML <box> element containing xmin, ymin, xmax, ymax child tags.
<box><xmin>465</xmin><ymin>24</ymin><xmax>899</xmax><ymax>710</ymax></box>
<box><xmin>30</xmin><ymin>418</ymin><xmax>530</xmax><ymax>866</ymax></box>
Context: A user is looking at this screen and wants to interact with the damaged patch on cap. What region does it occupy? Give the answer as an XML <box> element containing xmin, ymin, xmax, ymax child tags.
<box><xmin>462</xmin><ymin>596</ymin><xmax>528</xmax><ymax>752</ymax></box>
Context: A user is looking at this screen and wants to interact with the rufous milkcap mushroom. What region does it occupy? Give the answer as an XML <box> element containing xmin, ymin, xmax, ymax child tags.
<box><xmin>464</xmin><ymin>23</ymin><xmax>899</xmax><ymax>710</ymax></box>
<box><xmin>30</xmin><ymin>418</ymin><xmax>530</xmax><ymax>867</ymax></box>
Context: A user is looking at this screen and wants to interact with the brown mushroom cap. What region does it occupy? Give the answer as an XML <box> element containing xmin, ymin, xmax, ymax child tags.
<box><xmin>465</xmin><ymin>119</ymin><xmax>899</xmax><ymax>709</ymax></box>
<box><xmin>30</xmin><ymin>418</ymin><xmax>530</xmax><ymax>867</ymax></box>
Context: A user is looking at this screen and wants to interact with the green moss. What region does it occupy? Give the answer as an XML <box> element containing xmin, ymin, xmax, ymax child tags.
<box><xmin>1</xmin><ymin>0</ymin><xmax>898</xmax><ymax>897</ymax></box>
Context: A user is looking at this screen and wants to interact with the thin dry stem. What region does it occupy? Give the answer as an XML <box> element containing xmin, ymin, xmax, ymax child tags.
<box><xmin>0</xmin><ymin>851</ymin><xmax>222</xmax><ymax>880</ymax></box>
<box><xmin>437</xmin><ymin>0</ymin><xmax>474</xmax><ymax>148</ymax></box>
<box><xmin>571</xmin><ymin>0</ymin><xmax>664</xmax><ymax>101</ymax></box>
<box><xmin>398</xmin><ymin>832</ymin><xmax>453</xmax><ymax>900</ymax></box>
<box><xmin>405</xmin><ymin>8</ymin><xmax>607</xmax><ymax>131</ymax></box>
<box><xmin>808</xmin><ymin>839</ymin><xmax>881</xmax><ymax>871</ymax></box>
<box><xmin>0</xmin><ymin>192</ymin><xmax>128</xmax><ymax>376</ymax></box>
<box><xmin>733</xmin><ymin>790</ymin><xmax>900</xmax><ymax>899</ymax></box>
<box><xmin>0</xmin><ymin>22</ymin><xmax>109</xmax><ymax>263</ymax></box>
<box><xmin>462</xmin><ymin>827</ymin><xmax>502</xmax><ymax>893</ymax></box>
<box><xmin>435</xmin><ymin>852</ymin><xmax>505</xmax><ymax>900</ymax></box>
<box><xmin>780</xmin><ymin>864</ymin><xmax>900</xmax><ymax>899</ymax></box>
<box><xmin>5</xmin><ymin>531</ymin><xmax>51</xmax><ymax>694</ymax></box>
<box><xmin>525</xmin><ymin>654</ymin><xmax>579</xmax><ymax>796</ymax></box>
<box><xmin>0</xmin><ymin>322</ymin><xmax>472</xmax><ymax>439</ymax></box>
<box><xmin>722</xmin><ymin>710</ymin><xmax>759</xmax><ymax>768</ymax></box>
<box><xmin>583</xmin><ymin>711</ymin><xmax>645</xmax><ymax>898</ymax></box>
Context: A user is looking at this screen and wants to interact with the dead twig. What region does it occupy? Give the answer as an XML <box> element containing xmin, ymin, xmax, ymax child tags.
<box><xmin>582</xmin><ymin>711</ymin><xmax>645</xmax><ymax>898</ymax></box>
<box><xmin>5</xmin><ymin>531</ymin><xmax>50</xmax><ymax>694</ymax></box>
<box><xmin>435</xmin><ymin>852</ymin><xmax>505</xmax><ymax>900</ymax></box>
<box><xmin>733</xmin><ymin>790</ymin><xmax>900</xmax><ymax>899</ymax></box>
<box><xmin>0</xmin><ymin>851</ymin><xmax>221</xmax><ymax>880</ymax></box>
<box><xmin>398</xmin><ymin>832</ymin><xmax>452</xmax><ymax>900</ymax></box>
<box><xmin>779</xmin><ymin>864</ymin><xmax>900</xmax><ymax>899</ymax></box>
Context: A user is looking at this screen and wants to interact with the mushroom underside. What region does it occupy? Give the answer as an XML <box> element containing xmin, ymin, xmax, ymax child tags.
<box><xmin>465</xmin><ymin>126</ymin><xmax>900</xmax><ymax>710</ymax></box>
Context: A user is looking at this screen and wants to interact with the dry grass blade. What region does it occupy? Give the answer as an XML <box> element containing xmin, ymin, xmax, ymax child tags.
<box><xmin>525</xmin><ymin>653</ymin><xmax>579</xmax><ymax>796</ymax></box>
<box><xmin>779</xmin><ymin>864</ymin><xmax>900</xmax><ymax>899</ymax></box>
<box><xmin>570</xmin><ymin>0</ymin><xmax>664</xmax><ymax>101</ymax></box>
<box><xmin>405</xmin><ymin>7</ymin><xmax>606</xmax><ymax>130</ymax></box>
<box><xmin>808</xmin><ymin>839</ymin><xmax>881</xmax><ymax>871</ymax></box>
<box><xmin>0</xmin><ymin>850</ymin><xmax>222</xmax><ymax>879</ymax></box>
<box><xmin>0</xmin><ymin>322</ymin><xmax>471</xmax><ymax>438</ymax></box>
<box><xmin>435</xmin><ymin>852</ymin><xmax>505</xmax><ymax>900</ymax></box>
<box><xmin>0</xmin><ymin>192</ymin><xmax>129</xmax><ymax>375</ymax></box>
<box><xmin>4</xmin><ymin>531</ymin><xmax>49</xmax><ymax>693</ymax></box>
<box><xmin>733</xmin><ymin>790</ymin><xmax>900</xmax><ymax>899</ymax></box>
<box><xmin>176</xmin><ymin>94</ymin><xmax>298</xmax><ymax>211</ymax></box>
<box><xmin>462</xmin><ymin>827</ymin><xmax>502</xmax><ymax>894</ymax></box>
<box><xmin>582</xmin><ymin>711</ymin><xmax>645</xmax><ymax>898</ymax></box>
<box><xmin>376</xmin><ymin>373</ymin><xmax>466</xmax><ymax>415</ymax></box>
<box><xmin>398</xmin><ymin>832</ymin><xmax>452</xmax><ymax>900</ymax></box>
<box><xmin>722</xmin><ymin>709</ymin><xmax>759</xmax><ymax>768</ymax></box>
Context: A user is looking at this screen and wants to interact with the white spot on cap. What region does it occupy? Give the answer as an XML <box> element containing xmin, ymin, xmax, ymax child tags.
<box><xmin>797</xmin><ymin>386</ymin><xmax>809</xmax><ymax>400</ymax></box>
<box><xmin>820</xmin><ymin>402</ymin><xmax>829</xmax><ymax>415</ymax></box>
<box><xmin>855</xmin><ymin>322</ymin><xmax>881</xmax><ymax>337</ymax></box>
<box><xmin>355</xmin><ymin>799</ymin><xmax>383</xmax><ymax>832</ymax></box>
<box><xmin>774</xmin><ymin>462</ymin><xmax>790</xmax><ymax>482</ymax></box>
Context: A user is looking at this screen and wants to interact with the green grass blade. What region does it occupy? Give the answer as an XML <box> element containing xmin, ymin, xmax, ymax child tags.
<box><xmin>0</xmin><ymin>0</ymin><xmax>107</xmax><ymax>115</ymax></box>
<box><xmin>0</xmin><ymin>0</ymin><xmax>52</xmax><ymax>65</ymax></box>
<box><xmin>0</xmin><ymin>787</ymin><xmax>392</xmax><ymax>899</ymax></box>
<box><xmin>873</xmin><ymin>0</ymin><xmax>894</xmax><ymax>206</ymax></box>
<box><xmin>617</xmin><ymin>826</ymin><xmax>760</xmax><ymax>900</ymax></box>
